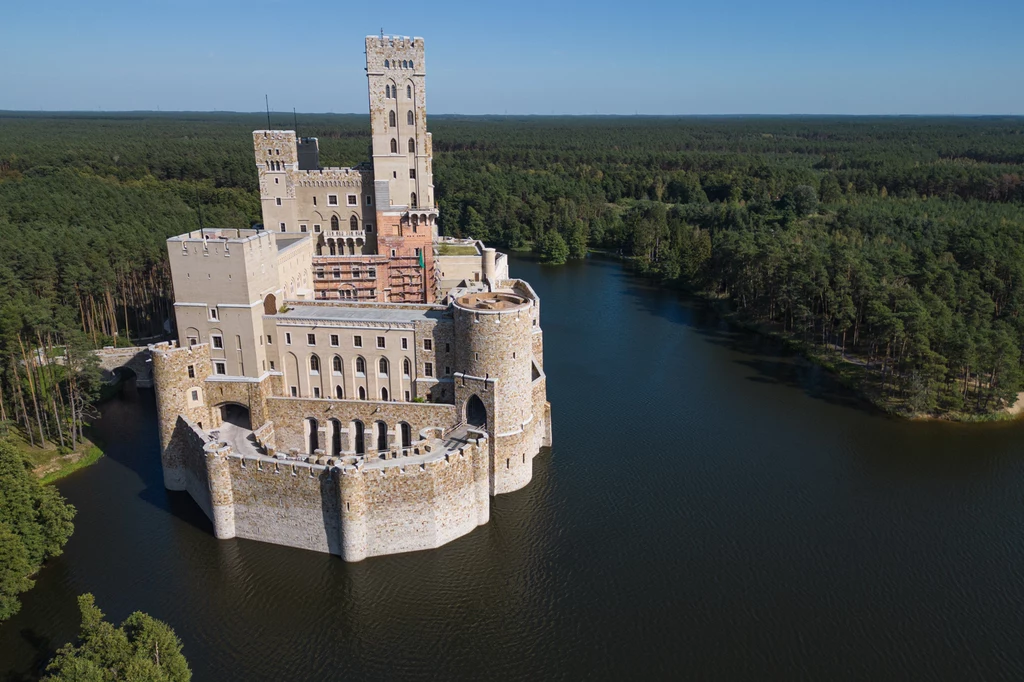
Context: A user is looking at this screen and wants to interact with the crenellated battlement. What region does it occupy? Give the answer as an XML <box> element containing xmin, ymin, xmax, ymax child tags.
<box><xmin>366</xmin><ymin>35</ymin><xmax>423</xmax><ymax>50</ymax></box>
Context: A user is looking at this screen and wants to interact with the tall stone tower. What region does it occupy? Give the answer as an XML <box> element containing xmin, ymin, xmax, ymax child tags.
<box><xmin>365</xmin><ymin>35</ymin><xmax>437</xmax><ymax>301</ymax></box>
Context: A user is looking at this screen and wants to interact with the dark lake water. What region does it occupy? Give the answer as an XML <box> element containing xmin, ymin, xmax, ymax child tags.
<box><xmin>6</xmin><ymin>256</ymin><xmax>1024</xmax><ymax>680</ymax></box>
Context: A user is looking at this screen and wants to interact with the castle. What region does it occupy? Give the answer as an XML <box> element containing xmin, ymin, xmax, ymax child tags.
<box><xmin>151</xmin><ymin>36</ymin><xmax>551</xmax><ymax>561</ymax></box>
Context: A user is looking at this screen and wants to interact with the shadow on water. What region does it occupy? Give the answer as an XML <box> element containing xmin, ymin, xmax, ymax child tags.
<box><xmin>2</xmin><ymin>630</ymin><xmax>53</xmax><ymax>682</ymax></box>
<box><xmin>610</xmin><ymin>260</ymin><xmax>883</xmax><ymax>417</ymax></box>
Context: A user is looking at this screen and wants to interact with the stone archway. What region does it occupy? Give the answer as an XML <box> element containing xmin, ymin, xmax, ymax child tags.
<box><xmin>466</xmin><ymin>394</ymin><xmax>486</xmax><ymax>428</ymax></box>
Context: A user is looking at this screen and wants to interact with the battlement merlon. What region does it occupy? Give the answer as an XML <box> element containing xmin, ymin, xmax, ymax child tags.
<box><xmin>365</xmin><ymin>35</ymin><xmax>426</xmax><ymax>74</ymax></box>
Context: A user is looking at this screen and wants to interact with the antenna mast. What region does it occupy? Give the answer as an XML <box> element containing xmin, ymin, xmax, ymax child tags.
<box><xmin>265</xmin><ymin>94</ymin><xmax>271</xmax><ymax>129</ymax></box>
<box><xmin>293</xmin><ymin>107</ymin><xmax>298</xmax><ymax>134</ymax></box>
<box><xmin>195</xmin><ymin>183</ymin><xmax>205</xmax><ymax>236</ymax></box>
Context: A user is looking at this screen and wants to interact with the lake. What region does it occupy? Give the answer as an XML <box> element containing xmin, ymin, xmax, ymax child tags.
<box><xmin>4</xmin><ymin>255</ymin><xmax>1024</xmax><ymax>680</ymax></box>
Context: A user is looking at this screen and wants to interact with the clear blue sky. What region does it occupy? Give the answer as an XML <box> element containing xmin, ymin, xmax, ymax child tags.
<box><xmin>1</xmin><ymin>0</ymin><xmax>1021</xmax><ymax>114</ymax></box>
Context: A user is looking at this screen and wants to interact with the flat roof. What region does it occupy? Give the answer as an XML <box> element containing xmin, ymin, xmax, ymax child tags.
<box><xmin>273</xmin><ymin>304</ymin><xmax>446</xmax><ymax>324</ymax></box>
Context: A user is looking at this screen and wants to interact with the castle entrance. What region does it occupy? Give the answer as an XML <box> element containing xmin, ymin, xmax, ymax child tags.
<box><xmin>218</xmin><ymin>403</ymin><xmax>251</xmax><ymax>430</ymax></box>
<box><xmin>466</xmin><ymin>395</ymin><xmax>487</xmax><ymax>428</ymax></box>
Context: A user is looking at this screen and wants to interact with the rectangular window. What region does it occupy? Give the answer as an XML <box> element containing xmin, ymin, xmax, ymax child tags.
<box><xmin>424</xmin><ymin>362</ymin><xmax>433</xmax><ymax>377</ymax></box>
<box><xmin>270</xmin><ymin>361</ymin><xmax>275</xmax><ymax>370</ymax></box>
<box><xmin>366</xmin><ymin>224</ymin><xmax>373</xmax><ymax>232</ymax></box>
<box><xmin>317</xmin><ymin>270</ymin><xmax>324</xmax><ymax>279</ymax></box>
<box><xmin>353</xmin><ymin>268</ymin><xmax>361</xmax><ymax>279</ymax></box>
<box><xmin>285</xmin><ymin>333</ymin><xmax>292</xmax><ymax>345</ymax></box>
<box><xmin>415</xmin><ymin>247</ymin><xmax>421</xmax><ymax>257</ymax></box>
<box><xmin>445</xmin><ymin>366</ymin><xmax>451</xmax><ymax>375</ymax></box>
<box><xmin>188</xmin><ymin>336</ymin><xmax>198</xmax><ymax>347</ymax></box>
<box><xmin>330</xmin><ymin>334</ymin><xmax>339</xmax><ymax>347</ymax></box>
<box><xmin>300</xmin><ymin>224</ymin><xmax>307</xmax><ymax>233</ymax></box>
<box><xmin>333</xmin><ymin>270</ymin><xmax>341</xmax><ymax>279</ymax></box>
<box><xmin>445</xmin><ymin>343</ymin><xmax>450</xmax><ymax>353</ymax></box>
<box><xmin>376</xmin><ymin>336</ymin><xmax>385</xmax><ymax>349</ymax></box>
<box><xmin>290</xmin><ymin>386</ymin><xmax>297</xmax><ymax>397</ymax></box>
<box><xmin>366</xmin><ymin>195</ymin><xmax>372</xmax><ymax>205</ymax></box>
<box><xmin>328</xmin><ymin>194</ymin><xmax>338</xmax><ymax>205</ymax></box>
<box><xmin>191</xmin><ymin>390</ymin><xmax>199</xmax><ymax>401</ymax></box>
<box><xmin>347</xmin><ymin>194</ymin><xmax>357</xmax><ymax>206</ymax></box>
<box><xmin>313</xmin><ymin>387</ymin><xmax>320</xmax><ymax>398</ymax></box>
<box><xmin>214</xmin><ymin>361</ymin><xmax>226</xmax><ymax>375</ymax></box>
<box><xmin>211</xmin><ymin>335</ymin><xmax>224</xmax><ymax>349</ymax></box>
<box><xmin>307</xmin><ymin>333</ymin><xmax>316</xmax><ymax>346</ymax></box>
<box><xmin>409</xmin><ymin>168</ymin><xmax>416</xmax><ymax>179</ymax></box>
<box><xmin>405</xmin><ymin>391</ymin><xmax>410</xmax><ymax>401</ymax></box>
<box><xmin>368</xmin><ymin>267</ymin><xmax>376</xmax><ymax>278</ymax></box>
<box><xmin>280</xmin><ymin>223</ymin><xmax>286</xmax><ymax>232</ymax></box>
<box><xmin>267</xmin><ymin>334</ymin><xmax>273</xmax><ymax>345</ymax></box>
<box><xmin>401</xmin><ymin>338</ymin><xmax>408</xmax><ymax>350</ymax></box>
<box><xmin>187</xmin><ymin>364</ymin><xmax>195</xmax><ymax>378</ymax></box>
<box><xmin>423</xmin><ymin>339</ymin><xmax>432</xmax><ymax>351</ymax></box>
<box><xmin>314</xmin><ymin>224</ymin><xmax>321</xmax><ymax>233</ymax></box>
<box><xmin>276</xmin><ymin>197</ymin><xmax>282</xmax><ymax>206</ymax></box>
<box><xmin>391</xmin><ymin>249</ymin><xmax>396</xmax><ymax>257</ymax></box>
<box><xmin>313</xmin><ymin>197</ymin><xmax>317</xmax><ymax>206</ymax></box>
<box><xmin>209</xmin><ymin>307</ymin><xmax>218</xmax><ymax>320</ymax></box>
<box><xmin>353</xmin><ymin>335</ymin><xmax>362</xmax><ymax>348</ymax></box>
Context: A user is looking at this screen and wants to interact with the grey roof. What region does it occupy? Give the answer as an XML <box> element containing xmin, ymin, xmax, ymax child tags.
<box><xmin>274</xmin><ymin>304</ymin><xmax>446</xmax><ymax>324</ymax></box>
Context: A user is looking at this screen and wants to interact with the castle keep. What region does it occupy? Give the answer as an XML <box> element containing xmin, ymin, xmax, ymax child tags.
<box><xmin>152</xmin><ymin>36</ymin><xmax>552</xmax><ymax>561</ymax></box>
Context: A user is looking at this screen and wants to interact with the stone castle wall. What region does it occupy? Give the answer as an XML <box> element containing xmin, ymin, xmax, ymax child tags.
<box><xmin>168</xmin><ymin>436</ymin><xmax>488</xmax><ymax>561</ymax></box>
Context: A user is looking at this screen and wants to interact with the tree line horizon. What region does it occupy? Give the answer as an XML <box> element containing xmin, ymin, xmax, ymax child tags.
<box><xmin>0</xmin><ymin>112</ymin><xmax>1022</xmax><ymax>431</ymax></box>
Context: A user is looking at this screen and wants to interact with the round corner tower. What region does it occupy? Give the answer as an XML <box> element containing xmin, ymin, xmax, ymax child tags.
<box><xmin>452</xmin><ymin>291</ymin><xmax>537</xmax><ymax>494</ymax></box>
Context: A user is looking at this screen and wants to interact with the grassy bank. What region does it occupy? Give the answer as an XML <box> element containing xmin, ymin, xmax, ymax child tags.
<box><xmin>16</xmin><ymin>431</ymin><xmax>105</xmax><ymax>484</ymax></box>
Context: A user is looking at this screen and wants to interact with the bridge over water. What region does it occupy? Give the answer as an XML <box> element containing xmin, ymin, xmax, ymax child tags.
<box><xmin>94</xmin><ymin>346</ymin><xmax>153</xmax><ymax>387</ymax></box>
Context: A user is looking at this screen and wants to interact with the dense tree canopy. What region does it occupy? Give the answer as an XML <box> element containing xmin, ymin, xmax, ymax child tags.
<box><xmin>1</xmin><ymin>112</ymin><xmax>1023</xmax><ymax>417</ymax></box>
<box><xmin>43</xmin><ymin>593</ymin><xmax>191</xmax><ymax>681</ymax></box>
<box><xmin>0</xmin><ymin>439</ymin><xmax>75</xmax><ymax>619</ymax></box>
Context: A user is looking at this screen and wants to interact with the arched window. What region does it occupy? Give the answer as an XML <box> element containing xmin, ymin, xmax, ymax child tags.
<box><xmin>350</xmin><ymin>215</ymin><xmax>358</xmax><ymax>230</ymax></box>
<box><xmin>407</xmin><ymin>110</ymin><xmax>414</xmax><ymax>126</ymax></box>
<box><xmin>354</xmin><ymin>421</ymin><xmax>365</xmax><ymax>453</ymax></box>
<box><xmin>403</xmin><ymin>359</ymin><xmax>411</xmax><ymax>377</ymax></box>
<box><xmin>355</xmin><ymin>357</ymin><xmax>365</xmax><ymax>375</ymax></box>
<box><xmin>401</xmin><ymin>423</ymin><xmax>411</xmax><ymax>447</ymax></box>
<box><xmin>381</xmin><ymin>387</ymin><xmax>389</xmax><ymax>401</ymax></box>
<box><xmin>376</xmin><ymin>421</ymin><xmax>388</xmax><ymax>450</ymax></box>
<box><xmin>330</xmin><ymin>215</ymin><xmax>339</xmax><ymax>230</ymax></box>
<box><xmin>306</xmin><ymin>418</ymin><xmax>319</xmax><ymax>454</ymax></box>
<box><xmin>332</xmin><ymin>356</ymin><xmax>342</xmax><ymax>373</ymax></box>
<box><xmin>389</xmin><ymin>110</ymin><xmax>396</xmax><ymax>127</ymax></box>
<box><xmin>309</xmin><ymin>355</ymin><xmax>320</xmax><ymax>373</ymax></box>
<box><xmin>390</xmin><ymin>139</ymin><xmax>398</xmax><ymax>154</ymax></box>
<box><xmin>378</xmin><ymin>358</ymin><xmax>389</xmax><ymax>376</ymax></box>
<box><xmin>408</xmin><ymin>138</ymin><xmax>415</xmax><ymax>153</ymax></box>
<box><xmin>385</xmin><ymin>84</ymin><xmax>391</xmax><ymax>98</ymax></box>
<box><xmin>330</xmin><ymin>418</ymin><xmax>342</xmax><ymax>456</ymax></box>
<box><xmin>358</xmin><ymin>386</ymin><xmax>366</xmax><ymax>400</ymax></box>
<box><xmin>410</xmin><ymin>192</ymin><xmax>417</xmax><ymax>208</ymax></box>
<box><xmin>384</xmin><ymin>59</ymin><xmax>389</xmax><ymax>68</ymax></box>
<box><xmin>335</xmin><ymin>385</ymin><xmax>343</xmax><ymax>399</ymax></box>
<box><xmin>406</xmin><ymin>85</ymin><xmax>412</xmax><ymax>99</ymax></box>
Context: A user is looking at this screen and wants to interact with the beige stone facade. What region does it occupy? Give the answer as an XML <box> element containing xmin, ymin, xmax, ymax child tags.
<box><xmin>153</xmin><ymin>36</ymin><xmax>551</xmax><ymax>562</ymax></box>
